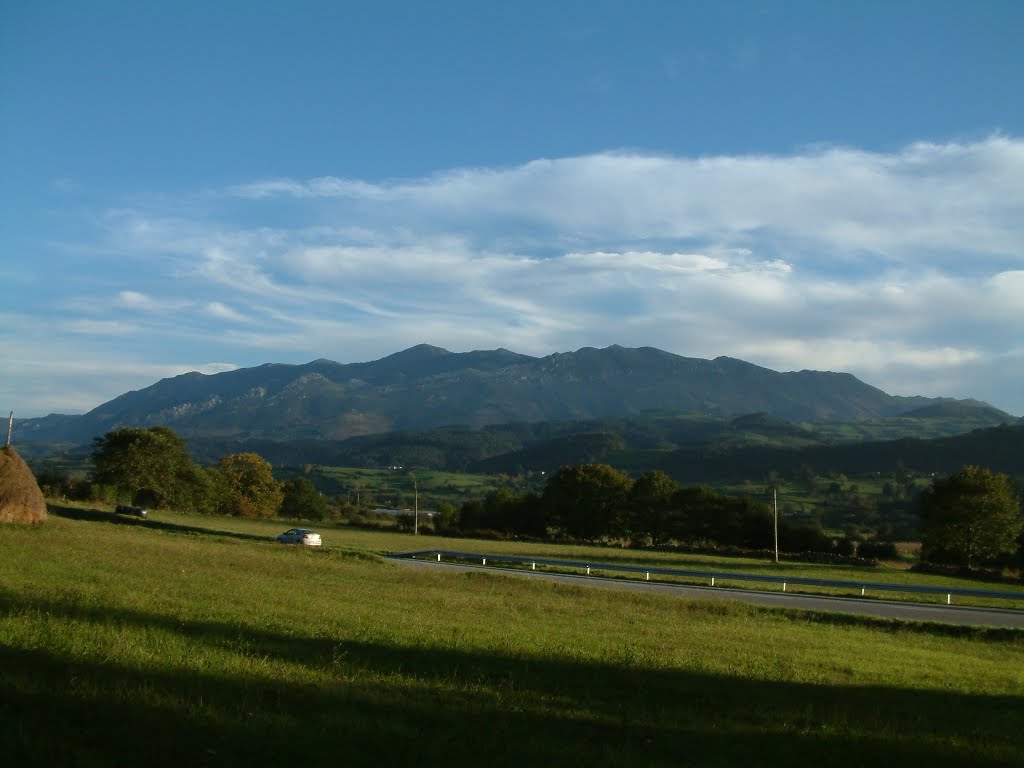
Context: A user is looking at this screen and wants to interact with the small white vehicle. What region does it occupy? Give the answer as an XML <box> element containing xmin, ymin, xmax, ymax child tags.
<box><xmin>275</xmin><ymin>528</ymin><xmax>322</xmax><ymax>546</ymax></box>
<box><xmin>115</xmin><ymin>504</ymin><xmax>148</xmax><ymax>519</ymax></box>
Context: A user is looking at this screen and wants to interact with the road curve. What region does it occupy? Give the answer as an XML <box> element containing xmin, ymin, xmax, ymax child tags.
<box><xmin>390</xmin><ymin>557</ymin><xmax>1024</xmax><ymax>629</ymax></box>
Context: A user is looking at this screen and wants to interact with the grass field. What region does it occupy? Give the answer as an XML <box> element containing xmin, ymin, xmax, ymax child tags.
<box><xmin>294</xmin><ymin>465</ymin><xmax>531</xmax><ymax>509</ymax></box>
<box><xmin>135</xmin><ymin>509</ymin><xmax>1024</xmax><ymax>609</ymax></box>
<box><xmin>2</xmin><ymin>506</ymin><xmax>1023</xmax><ymax>767</ymax></box>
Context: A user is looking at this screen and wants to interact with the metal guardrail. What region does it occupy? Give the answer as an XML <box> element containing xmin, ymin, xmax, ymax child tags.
<box><xmin>391</xmin><ymin>549</ymin><xmax>1024</xmax><ymax>605</ymax></box>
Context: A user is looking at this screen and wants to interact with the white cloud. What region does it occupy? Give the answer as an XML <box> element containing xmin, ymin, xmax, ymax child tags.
<box><xmin>227</xmin><ymin>179</ymin><xmax>310</xmax><ymax>199</ymax></box>
<box><xmin>225</xmin><ymin>136</ymin><xmax>1024</xmax><ymax>264</ymax></box>
<box><xmin>205</xmin><ymin>302</ymin><xmax>250</xmax><ymax>323</ymax></box>
<box><xmin>114</xmin><ymin>290</ymin><xmax>190</xmax><ymax>313</ymax></box>
<box><xmin>736</xmin><ymin>338</ymin><xmax>984</xmax><ymax>377</ymax></box>
<box><xmin>562</xmin><ymin>251</ymin><xmax>731</xmax><ymax>274</ymax></box>
<box><xmin>63</xmin><ymin>319</ymin><xmax>134</xmax><ymax>336</ymax></box>
<box><xmin>117</xmin><ymin>290</ymin><xmax>149</xmax><ymax>307</ymax></box>
<box><xmin>8</xmin><ymin>137</ymin><xmax>1024</xmax><ymax>416</ymax></box>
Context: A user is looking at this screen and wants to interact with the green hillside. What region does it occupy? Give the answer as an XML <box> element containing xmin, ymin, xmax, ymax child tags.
<box><xmin>2</xmin><ymin>510</ymin><xmax>1022</xmax><ymax>767</ymax></box>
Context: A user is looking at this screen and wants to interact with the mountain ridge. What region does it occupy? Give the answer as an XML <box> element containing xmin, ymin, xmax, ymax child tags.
<box><xmin>15</xmin><ymin>344</ymin><xmax>1012</xmax><ymax>445</ymax></box>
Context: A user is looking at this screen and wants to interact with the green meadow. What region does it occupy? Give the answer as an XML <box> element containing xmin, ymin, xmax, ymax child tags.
<box><xmin>1</xmin><ymin>506</ymin><xmax>1022</xmax><ymax>767</ymax></box>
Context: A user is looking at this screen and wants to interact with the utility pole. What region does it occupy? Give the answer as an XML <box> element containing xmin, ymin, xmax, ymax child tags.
<box><xmin>410</xmin><ymin>471</ymin><xmax>419</xmax><ymax>535</ymax></box>
<box><xmin>773</xmin><ymin>487</ymin><xmax>780</xmax><ymax>564</ymax></box>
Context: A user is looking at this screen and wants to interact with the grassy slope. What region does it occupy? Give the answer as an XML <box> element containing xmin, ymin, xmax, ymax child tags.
<box><xmin>1</xmin><ymin>508</ymin><xmax>1022</xmax><ymax>767</ymax></box>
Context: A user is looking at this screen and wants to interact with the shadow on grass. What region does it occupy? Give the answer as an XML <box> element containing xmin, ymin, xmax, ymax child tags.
<box><xmin>1</xmin><ymin>590</ymin><xmax>1022</xmax><ymax>768</ymax></box>
<box><xmin>47</xmin><ymin>503</ymin><xmax>268</xmax><ymax>544</ymax></box>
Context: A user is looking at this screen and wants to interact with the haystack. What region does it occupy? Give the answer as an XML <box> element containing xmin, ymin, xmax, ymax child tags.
<box><xmin>0</xmin><ymin>446</ymin><xmax>47</xmax><ymax>524</ymax></box>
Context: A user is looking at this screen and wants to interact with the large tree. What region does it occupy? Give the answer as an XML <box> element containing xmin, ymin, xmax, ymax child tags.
<box><xmin>630</xmin><ymin>470</ymin><xmax>680</xmax><ymax>544</ymax></box>
<box><xmin>90</xmin><ymin>426</ymin><xmax>196</xmax><ymax>509</ymax></box>
<box><xmin>919</xmin><ymin>465</ymin><xmax>1023</xmax><ymax>568</ymax></box>
<box><xmin>543</xmin><ymin>463</ymin><xmax>634</xmax><ymax>540</ymax></box>
<box><xmin>279</xmin><ymin>477</ymin><xmax>328</xmax><ymax>521</ymax></box>
<box><xmin>458</xmin><ymin>488</ymin><xmax>547</xmax><ymax>537</ymax></box>
<box><xmin>218</xmin><ymin>453</ymin><xmax>284</xmax><ymax>518</ymax></box>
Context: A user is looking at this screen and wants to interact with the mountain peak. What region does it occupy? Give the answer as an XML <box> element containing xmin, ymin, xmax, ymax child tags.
<box><xmin>387</xmin><ymin>344</ymin><xmax>451</xmax><ymax>359</ymax></box>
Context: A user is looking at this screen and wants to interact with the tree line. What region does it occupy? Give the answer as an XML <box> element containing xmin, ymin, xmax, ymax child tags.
<box><xmin>435</xmin><ymin>463</ymin><xmax>1023</xmax><ymax>571</ymax></box>
<box><xmin>35</xmin><ymin>426</ymin><xmax>1024</xmax><ymax>571</ymax></box>
<box><xmin>84</xmin><ymin>427</ymin><xmax>327</xmax><ymax>520</ymax></box>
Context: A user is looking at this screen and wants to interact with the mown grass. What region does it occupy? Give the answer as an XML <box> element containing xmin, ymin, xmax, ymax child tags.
<box><xmin>55</xmin><ymin>501</ymin><xmax>1024</xmax><ymax>607</ymax></box>
<box><xmin>2</xmin><ymin>508</ymin><xmax>1022</xmax><ymax>767</ymax></box>
<box><xmin>290</xmin><ymin>517</ymin><xmax>1024</xmax><ymax>608</ymax></box>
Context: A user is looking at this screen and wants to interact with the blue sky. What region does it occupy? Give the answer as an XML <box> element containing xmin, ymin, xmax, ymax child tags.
<box><xmin>2</xmin><ymin>0</ymin><xmax>1023</xmax><ymax>418</ymax></box>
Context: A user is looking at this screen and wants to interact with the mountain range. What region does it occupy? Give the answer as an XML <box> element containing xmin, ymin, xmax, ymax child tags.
<box><xmin>15</xmin><ymin>344</ymin><xmax>1013</xmax><ymax>447</ymax></box>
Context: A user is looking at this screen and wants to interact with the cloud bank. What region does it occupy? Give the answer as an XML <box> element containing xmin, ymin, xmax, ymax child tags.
<box><xmin>6</xmin><ymin>137</ymin><xmax>1024</xmax><ymax>416</ymax></box>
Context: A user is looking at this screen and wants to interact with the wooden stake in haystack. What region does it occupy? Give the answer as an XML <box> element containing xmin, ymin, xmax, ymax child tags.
<box><xmin>1</xmin><ymin>411</ymin><xmax>48</xmax><ymax>524</ymax></box>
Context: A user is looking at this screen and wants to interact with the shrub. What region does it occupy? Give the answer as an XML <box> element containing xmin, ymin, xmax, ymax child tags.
<box><xmin>833</xmin><ymin>538</ymin><xmax>856</xmax><ymax>557</ymax></box>
<box><xmin>858</xmin><ymin>540</ymin><xmax>900</xmax><ymax>560</ymax></box>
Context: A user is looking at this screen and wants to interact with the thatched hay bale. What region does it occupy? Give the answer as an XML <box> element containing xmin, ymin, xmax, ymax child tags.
<box><xmin>0</xmin><ymin>446</ymin><xmax>47</xmax><ymax>524</ymax></box>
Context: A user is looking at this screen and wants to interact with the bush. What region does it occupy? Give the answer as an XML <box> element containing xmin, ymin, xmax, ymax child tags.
<box><xmin>833</xmin><ymin>538</ymin><xmax>856</xmax><ymax>557</ymax></box>
<box><xmin>782</xmin><ymin>551</ymin><xmax>879</xmax><ymax>567</ymax></box>
<box><xmin>279</xmin><ymin>477</ymin><xmax>328</xmax><ymax>520</ymax></box>
<box><xmin>780</xmin><ymin>523</ymin><xmax>834</xmax><ymax>554</ymax></box>
<box><xmin>858</xmin><ymin>540</ymin><xmax>900</xmax><ymax>560</ymax></box>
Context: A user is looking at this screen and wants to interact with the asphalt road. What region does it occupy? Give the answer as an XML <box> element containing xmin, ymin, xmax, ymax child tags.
<box><xmin>391</xmin><ymin>557</ymin><xmax>1024</xmax><ymax>629</ymax></box>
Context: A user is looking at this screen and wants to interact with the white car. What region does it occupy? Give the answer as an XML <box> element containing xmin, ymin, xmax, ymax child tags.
<box><xmin>115</xmin><ymin>504</ymin><xmax>148</xmax><ymax>519</ymax></box>
<box><xmin>275</xmin><ymin>528</ymin><xmax>322</xmax><ymax>546</ymax></box>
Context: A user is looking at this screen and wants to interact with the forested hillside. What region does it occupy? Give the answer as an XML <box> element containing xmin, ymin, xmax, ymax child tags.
<box><xmin>174</xmin><ymin>416</ymin><xmax>1023</xmax><ymax>483</ymax></box>
<box><xmin>653</xmin><ymin>423</ymin><xmax>1024</xmax><ymax>484</ymax></box>
<box><xmin>17</xmin><ymin>344</ymin><xmax>1010</xmax><ymax>446</ymax></box>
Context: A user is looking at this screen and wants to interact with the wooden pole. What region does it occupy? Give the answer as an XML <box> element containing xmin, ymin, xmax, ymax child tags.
<box><xmin>5</xmin><ymin>411</ymin><xmax>12</xmax><ymax>450</ymax></box>
<box><xmin>410</xmin><ymin>471</ymin><xmax>419</xmax><ymax>535</ymax></box>
<box><xmin>773</xmin><ymin>487</ymin><xmax>780</xmax><ymax>564</ymax></box>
